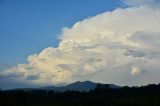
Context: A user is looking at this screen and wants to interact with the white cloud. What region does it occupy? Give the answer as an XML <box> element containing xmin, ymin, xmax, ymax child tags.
<box><xmin>1</xmin><ymin>0</ymin><xmax>160</xmax><ymax>88</ymax></box>
<box><xmin>131</xmin><ymin>66</ymin><xmax>141</xmax><ymax>75</ymax></box>
<box><xmin>124</xmin><ymin>0</ymin><xmax>159</xmax><ymax>6</ymax></box>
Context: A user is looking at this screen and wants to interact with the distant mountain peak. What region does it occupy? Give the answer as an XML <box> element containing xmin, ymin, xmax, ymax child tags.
<box><xmin>11</xmin><ymin>81</ymin><xmax>120</xmax><ymax>92</ymax></box>
<box><xmin>40</xmin><ymin>81</ymin><xmax>120</xmax><ymax>92</ymax></box>
<box><xmin>71</xmin><ymin>80</ymin><xmax>94</xmax><ymax>85</ymax></box>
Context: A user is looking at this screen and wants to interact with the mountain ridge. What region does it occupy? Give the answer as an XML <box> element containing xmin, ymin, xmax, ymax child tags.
<box><xmin>8</xmin><ymin>81</ymin><xmax>120</xmax><ymax>91</ymax></box>
<box><xmin>40</xmin><ymin>81</ymin><xmax>120</xmax><ymax>91</ymax></box>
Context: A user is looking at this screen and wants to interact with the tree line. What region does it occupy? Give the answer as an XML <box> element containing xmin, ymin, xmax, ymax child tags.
<box><xmin>0</xmin><ymin>83</ymin><xmax>160</xmax><ymax>106</ymax></box>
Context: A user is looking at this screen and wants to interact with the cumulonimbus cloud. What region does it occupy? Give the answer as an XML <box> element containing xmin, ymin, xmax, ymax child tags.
<box><xmin>1</xmin><ymin>0</ymin><xmax>160</xmax><ymax>88</ymax></box>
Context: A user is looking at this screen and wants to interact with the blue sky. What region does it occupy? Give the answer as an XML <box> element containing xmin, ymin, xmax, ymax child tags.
<box><xmin>0</xmin><ymin>0</ymin><xmax>124</xmax><ymax>66</ymax></box>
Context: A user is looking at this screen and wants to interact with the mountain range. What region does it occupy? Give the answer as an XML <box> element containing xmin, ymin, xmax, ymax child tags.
<box><xmin>11</xmin><ymin>81</ymin><xmax>120</xmax><ymax>92</ymax></box>
<box><xmin>40</xmin><ymin>81</ymin><xmax>120</xmax><ymax>92</ymax></box>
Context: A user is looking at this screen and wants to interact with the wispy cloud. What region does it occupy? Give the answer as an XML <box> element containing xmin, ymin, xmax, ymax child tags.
<box><xmin>124</xmin><ymin>0</ymin><xmax>160</xmax><ymax>6</ymax></box>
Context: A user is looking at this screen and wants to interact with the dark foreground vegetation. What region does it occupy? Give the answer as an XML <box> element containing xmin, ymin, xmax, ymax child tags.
<box><xmin>1</xmin><ymin>84</ymin><xmax>160</xmax><ymax>106</ymax></box>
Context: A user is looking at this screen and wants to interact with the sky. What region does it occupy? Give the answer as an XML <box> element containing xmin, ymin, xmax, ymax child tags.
<box><xmin>0</xmin><ymin>0</ymin><xmax>123</xmax><ymax>65</ymax></box>
<box><xmin>1</xmin><ymin>0</ymin><xmax>160</xmax><ymax>89</ymax></box>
